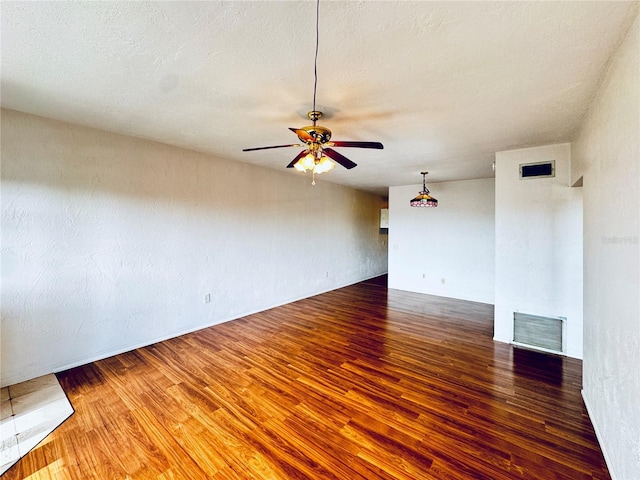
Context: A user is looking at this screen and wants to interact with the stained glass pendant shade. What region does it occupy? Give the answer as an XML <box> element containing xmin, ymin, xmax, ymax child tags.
<box><xmin>410</xmin><ymin>171</ymin><xmax>438</xmax><ymax>207</ymax></box>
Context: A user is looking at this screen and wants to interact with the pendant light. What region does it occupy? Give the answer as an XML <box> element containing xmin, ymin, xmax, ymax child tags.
<box><xmin>410</xmin><ymin>172</ymin><xmax>438</xmax><ymax>207</ymax></box>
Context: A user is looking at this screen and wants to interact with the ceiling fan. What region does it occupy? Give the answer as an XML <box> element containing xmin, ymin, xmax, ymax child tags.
<box><xmin>242</xmin><ymin>0</ymin><xmax>383</xmax><ymax>180</ymax></box>
<box><xmin>242</xmin><ymin>110</ymin><xmax>383</xmax><ymax>172</ymax></box>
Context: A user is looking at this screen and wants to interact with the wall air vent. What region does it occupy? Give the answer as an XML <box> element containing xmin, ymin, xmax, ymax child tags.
<box><xmin>520</xmin><ymin>160</ymin><xmax>555</xmax><ymax>179</ymax></box>
<box><xmin>513</xmin><ymin>312</ymin><xmax>565</xmax><ymax>355</ymax></box>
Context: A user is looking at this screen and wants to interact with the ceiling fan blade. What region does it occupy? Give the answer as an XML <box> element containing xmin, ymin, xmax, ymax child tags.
<box><xmin>323</xmin><ymin>148</ymin><xmax>357</xmax><ymax>169</ymax></box>
<box><xmin>243</xmin><ymin>143</ymin><xmax>300</xmax><ymax>152</ymax></box>
<box><xmin>286</xmin><ymin>150</ymin><xmax>308</xmax><ymax>168</ymax></box>
<box><xmin>289</xmin><ymin>128</ymin><xmax>314</xmax><ymax>143</ymax></box>
<box><xmin>330</xmin><ymin>141</ymin><xmax>384</xmax><ymax>149</ymax></box>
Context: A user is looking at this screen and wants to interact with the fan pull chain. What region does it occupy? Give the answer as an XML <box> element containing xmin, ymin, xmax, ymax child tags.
<box><xmin>312</xmin><ymin>170</ymin><xmax>316</xmax><ymax>186</ymax></box>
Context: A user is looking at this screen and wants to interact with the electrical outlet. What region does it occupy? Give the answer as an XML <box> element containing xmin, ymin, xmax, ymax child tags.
<box><xmin>204</xmin><ymin>293</ymin><xmax>211</xmax><ymax>303</ymax></box>
<box><xmin>422</xmin><ymin>273</ymin><xmax>426</xmax><ymax>279</ymax></box>
<box><xmin>441</xmin><ymin>278</ymin><xmax>445</xmax><ymax>284</ymax></box>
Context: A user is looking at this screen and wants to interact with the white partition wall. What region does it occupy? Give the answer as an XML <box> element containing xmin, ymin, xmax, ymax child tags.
<box><xmin>494</xmin><ymin>143</ymin><xmax>583</xmax><ymax>359</ymax></box>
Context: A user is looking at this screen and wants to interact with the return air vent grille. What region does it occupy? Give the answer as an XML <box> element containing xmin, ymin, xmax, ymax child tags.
<box><xmin>513</xmin><ymin>312</ymin><xmax>565</xmax><ymax>354</ymax></box>
<box><xmin>520</xmin><ymin>160</ymin><xmax>555</xmax><ymax>179</ymax></box>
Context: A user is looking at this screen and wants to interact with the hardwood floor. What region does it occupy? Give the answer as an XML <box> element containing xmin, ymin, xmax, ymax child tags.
<box><xmin>4</xmin><ymin>279</ymin><xmax>609</xmax><ymax>479</ymax></box>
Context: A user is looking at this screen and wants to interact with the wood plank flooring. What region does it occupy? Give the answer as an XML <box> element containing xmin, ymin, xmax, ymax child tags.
<box><xmin>4</xmin><ymin>278</ymin><xmax>610</xmax><ymax>479</ymax></box>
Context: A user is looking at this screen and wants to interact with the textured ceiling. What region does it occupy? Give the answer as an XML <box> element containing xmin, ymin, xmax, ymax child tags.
<box><xmin>1</xmin><ymin>1</ymin><xmax>638</xmax><ymax>195</ymax></box>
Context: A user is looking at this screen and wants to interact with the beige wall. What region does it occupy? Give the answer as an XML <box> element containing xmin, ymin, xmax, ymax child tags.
<box><xmin>572</xmin><ymin>13</ymin><xmax>639</xmax><ymax>480</ymax></box>
<box><xmin>0</xmin><ymin>108</ymin><xmax>388</xmax><ymax>386</ymax></box>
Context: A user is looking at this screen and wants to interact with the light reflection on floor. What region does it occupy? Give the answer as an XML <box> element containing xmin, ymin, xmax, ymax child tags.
<box><xmin>1</xmin><ymin>374</ymin><xmax>74</xmax><ymax>475</ymax></box>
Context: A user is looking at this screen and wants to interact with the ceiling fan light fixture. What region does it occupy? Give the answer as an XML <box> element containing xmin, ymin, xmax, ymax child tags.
<box><xmin>299</xmin><ymin>153</ymin><xmax>317</xmax><ymax>171</ymax></box>
<box><xmin>293</xmin><ymin>152</ymin><xmax>334</xmax><ymax>174</ymax></box>
<box><xmin>314</xmin><ymin>156</ymin><xmax>335</xmax><ymax>174</ymax></box>
<box><xmin>410</xmin><ymin>172</ymin><xmax>438</xmax><ymax>207</ymax></box>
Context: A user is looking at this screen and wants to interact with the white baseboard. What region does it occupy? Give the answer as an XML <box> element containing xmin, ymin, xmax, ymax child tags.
<box><xmin>582</xmin><ymin>389</ymin><xmax>617</xmax><ymax>480</ymax></box>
